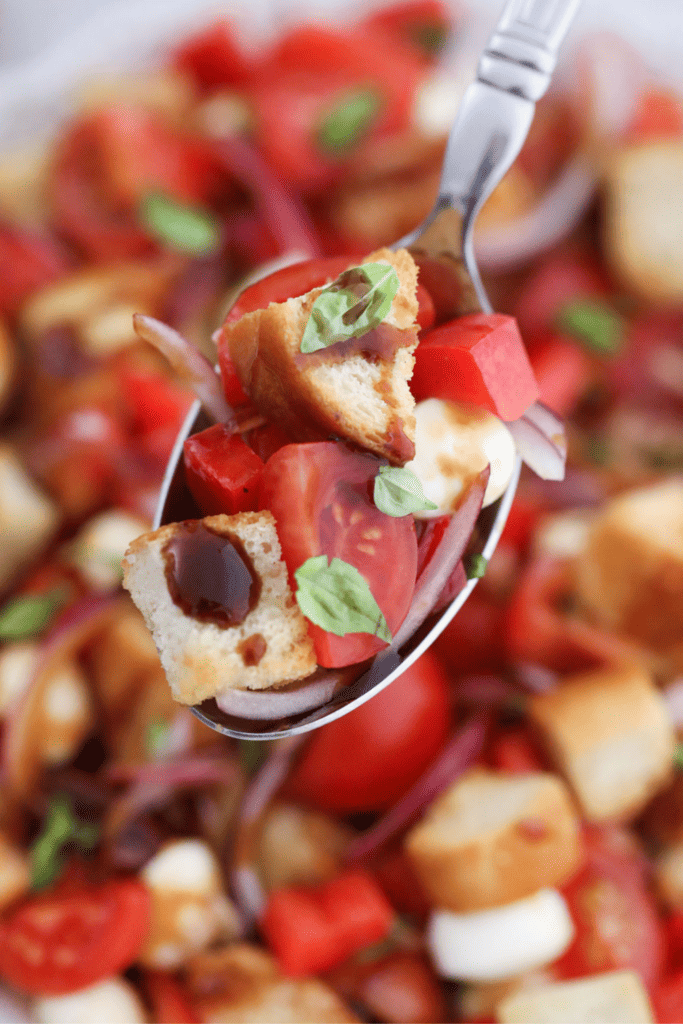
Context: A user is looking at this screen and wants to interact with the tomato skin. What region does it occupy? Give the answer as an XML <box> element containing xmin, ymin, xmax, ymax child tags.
<box><xmin>528</xmin><ymin>332</ymin><xmax>593</xmax><ymax>417</ymax></box>
<box><xmin>145</xmin><ymin>972</ymin><xmax>200</xmax><ymax>1024</ymax></box>
<box><xmin>513</xmin><ymin>251</ymin><xmax>611</xmax><ymax>340</ymax></box>
<box><xmin>287</xmin><ymin>649</ymin><xmax>451</xmax><ymax>812</ymax></box>
<box><xmin>261</xmin><ymin>871</ymin><xmax>394</xmax><ymax>977</ymax></box>
<box><xmin>259</xmin><ymin>442</ymin><xmax>417</xmax><ymax>668</ymax></box>
<box><xmin>363</xmin><ymin>0</ymin><xmax>454</xmax><ymax>63</ymax></box>
<box><xmin>490</xmin><ymin>726</ymin><xmax>547</xmax><ymax>773</ymax></box>
<box><xmin>555</xmin><ymin>827</ymin><xmax>663</xmax><ymax>991</ymax></box>
<box><xmin>223</xmin><ymin>257</ymin><xmax>357</xmax><ymax>329</ymax></box>
<box><xmin>0</xmin><ymin>877</ymin><xmax>150</xmax><ymax>996</ymax></box>
<box><xmin>411</xmin><ymin>314</ymin><xmax>540</xmax><ymax>422</ymax></box>
<box><xmin>174</xmin><ymin>19</ymin><xmax>254</xmax><ymax>91</ymax></box>
<box><xmin>0</xmin><ymin>226</ymin><xmax>69</xmax><ymax>316</ymax></box>
<box><xmin>433</xmin><ymin>590</ymin><xmax>505</xmax><ymax>676</ymax></box>
<box><xmin>627</xmin><ymin>86</ymin><xmax>683</xmax><ymax>140</ymax></box>
<box><xmin>183</xmin><ymin>425</ymin><xmax>264</xmax><ymax>515</ymax></box>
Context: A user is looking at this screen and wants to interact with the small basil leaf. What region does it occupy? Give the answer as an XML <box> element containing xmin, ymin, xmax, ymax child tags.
<box><xmin>465</xmin><ymin>554</ymin><xmax>488</xmax><ymax>580</ymax></box>
<box><xmin>30</xmin><ymin>796</ymin><xmax>78</xmax><ymax>891</ymax></box>
<box><xmin>144</xmin><ymin>720</ymin><xmax>171</xmax><ymax>760</ymax></box>
<box><xmin>295</xmin><ymin>555</ymin><xmax>391</xmax><ymax>642</ymax></box>
<box><xmin>0</xmin><ymin>589</ymin><xmax>65</xmax><ymax>641</ymax></box>
<box><xmin>317</xmin><ymin>88</ymin><xmax>382</xmax><ymax>155</ymax></box>
<box><xmin>300</xmin><ymin>262</ymin><xmax>400</xmax><ymax>354</ymax></box>
<box><xmin>675</xmin><ymin>743</ymin><xmax>683</xmax><ymax>771</ymax></box>
<box><xmin>239</xmin><ymin>740</ymin><xmax>266</xmax><ymax>776</ymax></box>
<box><xmin>555</xmin><ymin>299</ymin><xmax>624</xmax><ymax>355</ymax></box>
<box><xmin>140</xmin><ymin>193</ymin><xmax>221</xmax><ymax>256</ymax></box>
<box><xmin>374</xmin><ymin>465</ymin><xmax>438</xmax><ymax>517</ymax></box>
<box><xmin>411</xmin><ymin>21</ymin><xmax>449</xmax><ymax>57</ymax></box>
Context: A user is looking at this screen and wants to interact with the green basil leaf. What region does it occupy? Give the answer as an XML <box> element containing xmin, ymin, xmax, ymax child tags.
<box><xmin>641</xmin><ymin>444</ymin><xmax>683</xmax><ymax>471</ymax></box>
<box><xmin>317</xmin><ymin>88</ymin><xmax>381</xmax><ymax>155</ymax></box>
<box><xmin>555</xmin><ymin>299</ymin><xmax>624</xmax><ymax>355</ymax></box>
<box><xmin>0</xmin><ymin>589</ymin><xmax>65</xmax><ymax>641</ymax></box>
<box><xmin>675</xmin><ymin>743</ymin><xmax>683</xmax><ymax>771</ymax></box>
<box><xmin>239</xmin><ymin>740</ymin><xmax>266</xmax><ymax>776</ymax></box>
<box><xmin>30</xmin><ymin>796</ymin><xmax>78</xmax><ymax>890</ymax></box>
<box><xmin>295</xmin><ymin>555</ymin><xmax>391</xmax><ymax>642</ymax></box>
<box><xmin>374</xmin><ymin>465</ymin><xmax>438</xmax><ymax>517</ymax></box>
<box><xmin>465</xmin><ymin>553</ymin><xmax>488</xmax><ymax>580</ymax></box>
<box><xmin>144</xmin><ymin>720</ymin><xmax>171</xmax><ymax>760</ymax></box>
<box><xmin>411</xmin><ymin>21</ymin><xmax>449</xmax><ymax>57</ymax></box>
<box><xmin>140</xmin><ymin>193</ymin><xmax>221</xmax><ymax>256</ymax></box>
<box><xmin>300</xmin><ymin>262</ymin><xmax>400</xmax><ymax>353</ymax></box>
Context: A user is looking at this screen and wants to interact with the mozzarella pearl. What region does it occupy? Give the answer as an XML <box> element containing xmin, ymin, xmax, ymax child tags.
<box><xmin>406</xmin><ymin>399</ymin><xmax>516</xmax><ymax>517</ymax></box>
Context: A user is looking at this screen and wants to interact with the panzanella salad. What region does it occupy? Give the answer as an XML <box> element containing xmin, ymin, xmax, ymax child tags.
<box><xmin>123</xmin><ymin>247</ymin><xmax>563</xmax><ymax>709</ymax></box>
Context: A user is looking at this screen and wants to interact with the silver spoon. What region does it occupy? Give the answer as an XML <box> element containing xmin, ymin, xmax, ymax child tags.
<box><xmin>155</xmin><ymin>0</ymin><xmax>581</xmax><ymax>740</ymax></box>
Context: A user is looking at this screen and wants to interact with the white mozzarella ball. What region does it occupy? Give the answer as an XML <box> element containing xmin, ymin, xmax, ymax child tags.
<box><xmin>34</xmin><ymin>978</ymin><xmax>147</xmax><ymax>1024</ymax></box>
<box><xmin>406</xmin><ymin>398</ymin><xmax>516</xmax><ymax>516</ymax></box>
<box><xmin>427</xmin><ymin>888</ymin><xmax>575</xmax><ymax>982</ymax></box>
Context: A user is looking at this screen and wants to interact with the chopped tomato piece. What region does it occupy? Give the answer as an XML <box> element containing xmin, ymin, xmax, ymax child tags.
<box><xmin>258</xmin><ymin>442</ymin><xmax>417</xmax><ymax>668</ymax></box>
<box><xmin>183</xmin><ymin>424</ymin><xmax>264</xmax><ymax>515</ymax></box>
<box><xmin>0</xmin><ymin>877</ymin><xmax>150</xmax><ymax>996</ymax></box>
<box><xmin>174</xmin><ymin>19</ymin><xmax>254</xmax><ymax>91</ymax></box>
<box><xmin>411</xmin><ymin>314</ymin><xmax>540</xmax><ymax>421</ymax></box>
<box><xmin>337</xmin><ymin>951</ymin><xmax>448</xmax><ymax>1024</ymax></box>
<box><xmin>145</xmin><ymin>972</ymin><xmax>200</xmax><ymax>1024</ymax></box>
<box><xmin>556</xmin><ymin>827</ymin><xmax>663</xmax><ymax>990</ymax></box>
<box><xmin>245</xmin><ymin>423</ymin><xmax>292</xmax><ymax>463</ymax></box>
<box><xmin>513</xmin><ymin>250</ymin><xmax>612</xmax><ymax>340</ymax></box>
<box><xmin>223</xmin><ymin>256</ymin><xmax>357</xmax><ymax>326</ymax></box>
<box><xmin>372</xmin><ymin>847</ymin><xmax>432</xmax><ymax>923</ymax></box>
<box><xmin>364</xmin><ymin>0</ymin><xmax>454</xmax><ymax>63</ymax></box>
<box><xmin>415</xmin><ymin>280</ymin><xmax>436</xmax><ymax>332</ymax></box>
<box><xmin>499</xmin><ymin>495</ymin><xmax>543</xmax><ymax>552</ymax></box>
<box><xmin>287</xmin><ymin>649</ymin><xmax>451</xmax><ymax>812</ymax></box>
<box><xmin>528</xmin><ymin>332</ymin><xmax>594</xmax><ymax>416</ymax></box>
<box><xmin>121</xmin><ymin>368</ymin><xmax>193</xmax><ymax>437</ymax></box>
<box><xmin>0</xmin><ymin>225</ymin><xmax>69</xmax><ymax>317</ymax></box>
<box><xmin>490</xmin><ymin>726</ymin><xmax>547</xmax><ymax>773</ymax></box>
<box><xmin>433</xmin><ymin>590</ymin><xmax>505</xmax><ymax>675</ymax></box>
<box><xmin>261</xmin><ymin>871</ymin><xmax>394</xmax><ymax>977</ymax></box>
<box><xmin>654</xmin><ymin>972</ymin><xmax>683</xmax><ymax>1024</ymax></box>
<box><xmin>627</xmin><ymin>86</ymin><xmax>683</xmax><ymax>140</ymax></box>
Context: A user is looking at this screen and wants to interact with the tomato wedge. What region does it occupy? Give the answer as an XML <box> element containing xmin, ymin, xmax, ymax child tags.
<box><xmin>258</xmin><ymin>441</ymin><xmax>417</xmax><ymax>667</ymax></box>
<box><xmin>0</xmin><ymin>877</ymin><xmax>150</xmax><ymax>996</ymax></box>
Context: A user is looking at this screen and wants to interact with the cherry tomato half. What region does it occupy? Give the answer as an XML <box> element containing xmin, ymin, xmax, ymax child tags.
<box><xmin>286</xmin><ymin>648</ymin><xmax>451</xmax><ymax>812</ymax></box>
<box><xmin>0</xmin><ymin>877</ymin><xmax>150</xmax><ymax>996</ymax></box>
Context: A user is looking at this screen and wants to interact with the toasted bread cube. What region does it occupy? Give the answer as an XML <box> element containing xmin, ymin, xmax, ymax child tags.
<box><xmin>498</xmin><ymin>970</ymin><xmax>654</xmax><ymax>1024</ymax></box>
<box><xmin>0</xmin><ymin>444</ymin><xmax>60</xmax><ymax>590</ymax></box>
<box><xmin>0</xmin><ymin>833</ymin><xmax>30</xmax><ymax>911</ymax></box>
<box><xmin>123</xmin><ymin>512</ymin><xmax>316</xmax><ymax>705</ymax></box>
<box><xmin>188</xmin><ymin>943</ymin><xmax>360</xmax><ymax>1023</ymax></box>
<box><xmin>575</xmin><ymin>479</ymin><xmax>683</xmax><ymax>648</ymax></box>
<box><xmin>529</xmin><ymin>666</ymin><xmax>675</xmax><ymax>822</ymax></box>
<box><xmin>89</xmin><ymin>600</ymin><xmax>160</xmax><ymax>721</ymax></box>
<box><xmin>404</xmin><ymin>769</ymin><xmax>582</xmax><ymax>913</ymax></box>
<box><xmin>654</xmin><ymin>842</ymin><xmax>683</xmax><ymax>910</ymax></box>
<box><xmin>0</xmin><ymin>320</ymin><xmax>16</xmax><ymax>413</ymax></box>
<box><xmin>222</xmin><ymin>248</ymin><xmax>419</xmax><ymax>465</ymax></box>
<box><xmin>257</xmin><ymin>802</ymin><xmax>353</xmax><ymax>891</ymax></box>
<box><xmin>0</xmin><ymin>643</ymin><xmax>39</xmax><ymax>717</ymax></box>
<box><xmin>138</xmin><ymin>839</ymin><xmax>240</xmax><ymax>969</ymax></box>
<box><xmin>604</xmin><ymin>141</ymin><xmax>683</xmax><ymax>304</ymax></box>
<box><xmin>68</xmin><ymin>509</ymin><xmax>150</xmax><ymax>591</ymax></box>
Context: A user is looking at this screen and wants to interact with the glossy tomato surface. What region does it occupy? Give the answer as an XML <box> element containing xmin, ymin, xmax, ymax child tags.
<box><xmin>259</xmin><ymin>441</ymin><xmax>417</xmax><ymax>668</ymax></box>
<box><xmin>287</xmin><ymin>649</ymin><xmax>451</xmax><ymax>811</ymax></box>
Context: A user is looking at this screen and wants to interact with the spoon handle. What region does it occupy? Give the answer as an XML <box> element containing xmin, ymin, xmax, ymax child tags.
<box><xmin>479</xmin><ymin>0</ymin><xmax>583</xmax><ymax>100</ymax></box>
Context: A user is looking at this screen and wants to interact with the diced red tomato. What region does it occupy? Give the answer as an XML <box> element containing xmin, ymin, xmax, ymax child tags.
<box><xmin>654</xmin><ymin>972</ymin><xmax>683</xmax><ymax>1024</ymax></box>
<box><xmin>0</xmin><ymin>225</ymin><xmax>69</xmax><ymax>317</ymax></box>
<box><xmin>287</xmin><ymin>649</ymin><xmax>450</xmax><ymax>812</ymax></box>
<box><xmin>174</xmin><ymin>19</ymin><xmax>254</xmax><ymax>91</ymax></box>
<box><xmin>145</xmin><ymin>972</ymin><xmax>200</xmax><ymax>1024</ymax></box>
<box><xmin>92</xmin><ymin>106</ymin><xmax>219</xmax><ymax>207</ymax></box>
<box><xmin>372</xmin><ymin>847</ymin><xmax>432</xmax><ymax>923</ymax></box>
<box><xmin>245</xmin><ymin>423</ymin><xmax>292</xmax><ymax>463</ymax></box>
<box><xmin>364</xmin><ymin>0</ymin><xmax>454</xmax><ymax>63</ymax></box>
<box><xmin>261</xmin><ymin>870</ymin><xmax>394</xmax><ymax>977</ymax></box>
<box><xmin>183</xmin><ymin>424</ymin><xmax>264</xmax><ymax>515</ymax></box>
<box><xmin>411</xmin><ymin>314</ymin><xmax>540</xmax><ymax>422</ymax></box>
<box><xmin>223</xmin><ymin>256</ymin><xmax>357</xmax><ymax>326</ymax></box>
<box><xmin>665</xmin><ymin>913</ymin><xmax>683</xmax><ymax>975</ymax></box>
<box><xmin>556</xmin><ymin>826</ymin><xmax>663</xmax><ymax>991</ymax></box>
<box><xmin>513</xmin><ymin>250</ymin><xmax>612</xmax><ymax>340</ymax></box>
<box><xmin>333</xmin><ymin>950</ymin><xmax>447</xmax><ymax>1024</ymax></box>
<box><xmin>627</xmin><ymin>86</ymin><xmax>683</xmax><ymax>140</ymax></box>
<box><xmin>121</xmin><ymin>368</ymin><xmax>193</xmax><ymax>437</ymax></box>
<box><xmin>433</xmin><ymin>589</ymin><xmax>505</xmax><ymax>675</ymax></box>
<box><xmin>528</xmin><ymin>332</ymin><xmax>594</xmax><ymax>417</ymax></box>
<box><xmin>258</xmin><ymin>442</ymin><xmax>417</xmax><ymax>668</ymax></box>
<box><xmin>499</xmin><ymin>495</ymin><xmax>544</xmax><ymax>553</ymax></box>
<box><xmin>415</xmin><ymin>281</ymin><xmax>436</xmax><ymax>333</ymax></box>
<box><xmin>489</xmin><ymin>726</ymin><xmax>547</xmax><ymax>773</ymax></box>
<box><xmin>0</xmin><ymin>877</ymin><xmax>150</xmax><ymax>996</ymax></box>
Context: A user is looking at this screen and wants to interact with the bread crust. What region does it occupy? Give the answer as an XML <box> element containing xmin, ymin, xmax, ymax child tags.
<box><xmin>404</xmin><ymin>769</ymin><xmax>582</xmax><ymax>913</ymax></box>
<box><xmin>223</xmin><ymin>248</ymin><xmax>419</xmax><ymax>464</ymax></box>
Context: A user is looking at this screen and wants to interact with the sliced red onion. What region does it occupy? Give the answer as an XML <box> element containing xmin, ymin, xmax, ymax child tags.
<box><xmin>508</xmin><ymin>401</ymin><xmax>566</xmax><ymax>481</ymax></box>
<box><xmin>390</xmin><ymin>469</ymin><xmax>488</xmax><ymax>653</ymax></box>
<box><xmin>663</xmin><ymin>678</ymin><xmax>683</xmax><ymax>729</ymax></box>
<box><xmin>215</xmin><ymin>670</ymin><xmax>351</xmax><ymax>721</ymax></box>
<box><xmin>453</xmin><ymin>674</ymin><xmax>524</xmax><ymax>708</ymax></box>
<box><xmin>345</xmin><ymin>713</ymin><xmax>489</xmax><ymax>863</ymax></box>
<box><xmin>133</xmin><ymin>314</ymin><xmax>233</xmax><ymax>426</ymax></box>
<box><xmin>477</xmin><ymin>155</ymin><xmax>598</xmax><ymax>271</ymax></box>
<box><xmin>212</xmin><ymin>136</ymin><xmax>320</xmax><ymax>259</ymax></box>
<box><xmin>106</xmin><ymin>754</ymin><xmax>241</xmax><ymax>790</ymax></box>
<box><xmin>231</xmin><ymin>736</ymin><xmax>303</xmax><ymax>924</ymax></box>
<box><xmin>514</xmin><ymin>662</ymin><xmax>560</xmax><ymax>694</ymax></box>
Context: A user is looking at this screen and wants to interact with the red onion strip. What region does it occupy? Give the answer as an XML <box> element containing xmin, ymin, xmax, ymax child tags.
<box><xmin>215</xmin><ymin>670</ymin><xmax>351</xmax><ymax>721</ymax></box>
<box><xmin>453</xmin><ymin>674</ymin><xmax>526</xmax><ymax>708</ymax></box>
<box><xmin>390</xmin><ymin>469</ymin><xmax>488</xmax><ymax>652</ymax></box>
<box><xmin>231</xmin><ymin>736</ymin><xmax>303</xmax><ymax>924</ymax></box>
<box><xmin>213</xmin><ymin>136</ymin><xmax>320</xmax><ymax>259</ymax></box>
<box><xmin>345</xmin><ymin>713</ymin><xmax>490</xmax><ymax>863</ymax></box>
<box><xmin>508</xmin><ymin>401</ymin><xmax>567</xmax><ymax>481</ymax></box>
<box><xmin>514</xmin><ymin>662</ymin><xmax>560</xmax><ymax>694</ymax></box>
<box><xmin>133</xmin><ymin>314</ymin><xmax>233</xmax><ymax>426</ymax></box>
